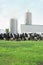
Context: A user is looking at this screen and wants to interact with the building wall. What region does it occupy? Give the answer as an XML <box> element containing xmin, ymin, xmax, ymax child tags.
<box><xmin>0</xmin><ymin>29</ymin><xmax>5</xmax><ymax>34</ymax></box>
<box><xmin>10</xmin><ymin>19</ymin><xmax>18</xmax><ymax>34</ymax></box>
<box><xmin>21</xmin><ymin>24</ymin><xmax>43</xmax><ymax>33</ymax></box>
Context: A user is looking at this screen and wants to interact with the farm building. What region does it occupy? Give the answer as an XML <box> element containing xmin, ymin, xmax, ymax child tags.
<box><xmin>21</xmin><ymin>10</ymin><xmax>43</xmax><ymax>34</ymax></box>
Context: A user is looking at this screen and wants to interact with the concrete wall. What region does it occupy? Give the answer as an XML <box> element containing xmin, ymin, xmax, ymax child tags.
<box><xmin>21</xmin><ymin>24</ymin><xmax>43</xmax><ymax>33</ymax></box>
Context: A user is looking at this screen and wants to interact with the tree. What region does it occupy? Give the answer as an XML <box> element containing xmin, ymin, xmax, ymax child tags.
<box><xmin>5</xmin><ymin>29</ymin><xmax>9</xmax><ymax>33</ymax></box>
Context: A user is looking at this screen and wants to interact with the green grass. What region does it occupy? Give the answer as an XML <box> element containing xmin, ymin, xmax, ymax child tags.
<box><xmin>0</xmin><ymin>40</ymin><xmax>43</xmax><ymax>65</ymax></box>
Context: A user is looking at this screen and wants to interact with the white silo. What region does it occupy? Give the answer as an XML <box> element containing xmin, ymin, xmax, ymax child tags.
<box><xmin>10</xmin><ymin>18</ymin><xmax>18</xmax><ymax>34</ymax></box>
<box><xmin>25</xmin><ymin>10</ymin><xmax>32</xmax><ymax>25</ymax></box>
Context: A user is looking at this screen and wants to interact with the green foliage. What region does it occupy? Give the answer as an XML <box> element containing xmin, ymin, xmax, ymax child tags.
<box><xmin>5</xmin><ymin>29</ymin><xmax>9</xmax><ymax>33</ymax></box>
<box><xmin>0</xmin><ymin>40</ymin><xmax>43</xmax><ymax>65</ymax></box>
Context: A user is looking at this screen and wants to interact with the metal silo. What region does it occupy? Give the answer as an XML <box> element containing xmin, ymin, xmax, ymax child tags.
<box><xmin>25</xmin><ymin>10</ymin><xmax>32</xmax><ymax>25</ymax></box>
<box><xmin>10</xmin><ymin>18</ymin><xmax>18</xmax><ymax>34</ymax></box>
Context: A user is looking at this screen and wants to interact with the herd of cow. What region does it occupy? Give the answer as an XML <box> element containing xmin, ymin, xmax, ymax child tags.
<box><xmin>0</xmin><ymin>33</ymin><xmax>43</xmax><ymax>41</ymax></box>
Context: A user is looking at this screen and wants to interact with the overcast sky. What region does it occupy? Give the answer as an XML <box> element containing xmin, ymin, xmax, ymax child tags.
<box><xmin>0</xmin><ymin>0</ymin><xmax>43</xmax><ymax>32</ymax></box>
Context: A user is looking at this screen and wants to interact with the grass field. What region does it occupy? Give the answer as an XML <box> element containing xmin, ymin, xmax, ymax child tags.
<box><xmin>0</xmin><ymin>40</ymin><xmax>43</xmax><ymax>65</ymax></box>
